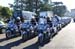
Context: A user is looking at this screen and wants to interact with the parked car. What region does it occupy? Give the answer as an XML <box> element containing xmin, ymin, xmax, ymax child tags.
<box><xmin>0</xmin><ymin>21</ymin><xmax>6</xmax><ymax>34</ymax></box>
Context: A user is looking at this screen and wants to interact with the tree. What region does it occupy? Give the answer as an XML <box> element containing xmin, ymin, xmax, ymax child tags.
<box><xmin>0</xmin><ymin>6</ymin><xmax>2</xmax><ymax>16</ymax></box>
<box><xmin>1</xmin><ymin>7</ymin><xmax>12</xmax><ymax>18</ymax></box>
<box><xmin>40</xmin><ymin>3</ymin><xmax>53</xmax><ymax>11</ymax></box>
<box><xmin>52</xmin><ymin>2</ymin><xmax>67</xmax><ymax>16</ymax></box>
<box><xmin>25</xmin><ymin>0</ymin><xmax>42</xmax><ymax>13</ymax></box>
<box><xmin>25</xmin><ymin>0</ymin><xmax>53</xmax><ymax>13</ymax></box>
<box><xmin>24</xmin><ymin>0</ymin><xmax>33</xmax><ymax>11</ymax></box>
<box><xmin>53</xmin><ymin>5</ymin><xmax>67</xmax><ymax>16</ymax></box>
<box><xmin>13</xmin><ymin>0</ymin><xmax>53</xmax><ymax>16</ymax></box>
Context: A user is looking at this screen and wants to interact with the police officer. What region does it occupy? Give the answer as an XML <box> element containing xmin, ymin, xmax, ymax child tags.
<box><xmin>54</xmin><ymin>14</ymin><xmax>59</xmax><ymax>22</ymax></box>
<box><xmin>34</xmin><ymin>16</ymin><xmax>39</xmax><ymax>23</ymax></box>
<box><xmin>46</xmin><ymin>17</ymin><xmax>52</xmax><ymax>27</ymax></box>
<box><xmin>30</xmin><ymin>17</ymin><xmax>37</xmax><ymax>26</ymax></box>
<box><xmin>15</xmin><ymin>17</ymin><xmax>21</xmax><ymax>28</ymax></box>
<box><xmin>15</xmin><ymin>17</ymin><xmax>22</xmax><ymax>35</ymax></box>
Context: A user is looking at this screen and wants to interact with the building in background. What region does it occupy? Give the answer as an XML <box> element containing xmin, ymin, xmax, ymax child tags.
<box><xmin>70</xmin><ymin>9</ymin><xmax>75</xmax><ymax>18</ymax></box>
<box><xmin>64</xmin><ymin>11</ymin><xmax>71</xmax><ymax>17</ymax></box>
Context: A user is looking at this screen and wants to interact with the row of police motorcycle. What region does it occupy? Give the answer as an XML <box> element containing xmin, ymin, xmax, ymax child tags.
<box><xmin>37</xmin><ymin>16</ymin><xmax>71</xmax><ymax>46</ymax></box>
<box><xmin>5</xmin><ymin>15</ymin><xmax>71</xmax><ymax>46</ymax></box>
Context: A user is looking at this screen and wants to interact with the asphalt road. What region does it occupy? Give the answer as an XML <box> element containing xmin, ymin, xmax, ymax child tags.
<box><xmin>0</xmin><ymin>19</ymin><xmax>75</xmax><ymax>49</ymax></box>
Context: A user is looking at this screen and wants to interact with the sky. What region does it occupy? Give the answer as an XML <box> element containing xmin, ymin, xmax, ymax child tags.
<box><xmin>0</xmin><ymin>0</ymin><xmax>75</xmax><ymax>11</ymax></box>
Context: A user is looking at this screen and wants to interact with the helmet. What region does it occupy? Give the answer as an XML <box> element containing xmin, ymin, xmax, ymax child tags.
<box><xmin>16</xmin><ymin>17</ymin><xmax>21</xmax><ymax>22</ymax></box>
<box><xmin>17</xmin><ymin>17</ymin><xmax>20</xmax><ymax>20</ymax></box>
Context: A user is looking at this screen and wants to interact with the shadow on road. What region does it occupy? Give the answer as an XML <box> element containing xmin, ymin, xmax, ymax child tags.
<box><xmin>0</xmin><ymin>38</ymin><xmax>51</xmax><ymax>49</ymax></box>
<box><xmin>0</xmin><ymin>36</ymin><xmax>20</xmax><ymax>42</ymax></box>
<box><xmin>0</xmin><ymin>38</ymin><xmax>23</xmax><ymax>49</ymax></box>
<box><xmin>0</xmin><ymin>39</ymin><xmax>40</xmax><ymax>49</ymax></box>
<box><xmin>23</xmin><ymin>42</ymin><xmax>39</xmax><ymax>49</ymax></box>
<box><xmin>0</xmin><ymin>35</ymin><xmax>56</xmax><ymax>49</ymax></box>
<box><xmin>23</xmin><ymin>40</ymin><xmax>51</xmax><ymax>49</ymax></box>
<box><xmin>0</xmin><ymin>38</ymin><xmax>7</xmax><ymax>42</ymax></box>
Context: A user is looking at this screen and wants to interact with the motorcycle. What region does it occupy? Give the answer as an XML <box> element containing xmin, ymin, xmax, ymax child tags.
<box><xmin>5</xmin><ymin>24</ymin><xmax>19</xmax><ymax>38</ymax></box>
<box><xmin>21</xmin><ymin>21</ymin><xmax>30</xmax><ymax>41</ymax></box>
<box><xmin>29</xmin><ymin>21</ymin><xmax>38</xmax><ymax>38</ymax></box>
<box><xmin>37</xmin><ymin>21</ymin><xmax>50</xmax><ymax>46</ymax></box>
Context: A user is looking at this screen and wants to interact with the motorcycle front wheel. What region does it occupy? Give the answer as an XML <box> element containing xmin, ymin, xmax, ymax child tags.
<box><xmin>6</xmin><ymin>32</ymin><xmax>11</xmax><ymax>39</ymax></box>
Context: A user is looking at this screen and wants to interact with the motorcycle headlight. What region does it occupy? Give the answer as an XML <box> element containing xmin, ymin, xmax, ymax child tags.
<box><xmin>47</xmin><ymin>28</ymin><xmax>50</xmax><ymax>30</ymax></box>
<box><xmin>47</xmin><ymin>28</ymin><xmax>50</xmax><ymax>32</ymax></box>
<box><xmin>27</xmin><ymin>29</ymin><xmax>30</xmax><ymax>31</ymax></box>
<box><xmin>31</xmin><ymin>30</ymin><xmax>34</xmax><ymax>33</ymax></box>
<box><xmin>43</xmin><ymin>31</ymin><xmax>46</xmax><ymax>34</ymax></box>
<box><xmin>16</xmin><ymin>29</ymin><xmax>18</xmax><ymax>32</ymax></box>
<box><xmin>11</xmin><ymin>28</ymin><xmax>14</xmax><ymax>30</ymax></box>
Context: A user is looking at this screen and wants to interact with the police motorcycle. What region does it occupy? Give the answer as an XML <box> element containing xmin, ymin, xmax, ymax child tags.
<box><xmin>37</xmin><ymin>17</ymin><xmax>51</xmax><ymax>46</ymax></box>
<box><xmin>5</xmin><ymin>20</ymin><xmax>19</xmax><ymax>38</ymax></box>
<box><xmin>61</xmin><ymin>17</ymin><xmax>71</xmax><ymax>27</ymax></box>
<box><xmin>29</xmin><ymin>18</ymin><xmax>37</xmax><ymax>38</ymax></box>
<box><xmin>15</xmin><ymin>17</ymin><xmax>22</xmax><ymax>35</ymax></box>
<box><xmin>56</xmin><ymin>16</ymin><xmax>62</xmax><ymax>30</ymax></box>
<box><xmin>65</xmin><ymin>18</ymin><xmax>71</xmax><ymax>25</ymax></box>
<box><xmin>60</xmin><ymin>18</ymin><xmax>66</xmax><ymax>28</ymax></box>
<box><xmin>46</xmin><ymin>17</ymin><xmax>54</xmax><ymax>38</ymax></box>
<box><xmin>52</xmin><ymin>15</ymin><xmax>61</xmax><ymax>32</ymax></box>
<box><xmin>51</xmin><ymin>17</ymin><xmax>58</xmax><ymax>34</ymax></box>
<box><xmin>21</xmin><ymin>20</ymin><xmax>31</xmax><ymax>40</ymax></box>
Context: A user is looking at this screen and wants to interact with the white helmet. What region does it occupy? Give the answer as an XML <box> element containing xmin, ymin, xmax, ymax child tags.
<box><xmin>17</xmin><ymin>17</ymin><xmax>20</xmax><ymax>20</ymax></box>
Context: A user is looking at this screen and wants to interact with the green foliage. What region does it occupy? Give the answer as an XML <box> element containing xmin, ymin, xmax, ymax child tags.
<box><xmin>0</xmin><ymin>6</ymin><xmax>12</xmax><ymax>18</ymax></box>
<box><xmin>53</xmin><ymin>5</ymin><xmax>67</xmax><ymax>16</ymax></box>
<box><xmin>40</xmin><ymin>3</ymin><xmax>53</xmax><ymax>11</ymax></box>
<box><xmin>25</xmin><ymin>0</ymin><xmax>33</xmax><ymax>11</ymax></box>
<box><xmin>21</xmin><ymin>0</ymin><xmax>52</xmax><ymax>13</ymax></box>
<box><xmin>0</xmin><ymin>6</ymin><xmax>2</xmax><ymax>16</ymax></box>
<box><xmin>52</xmin><ymin>2</ymin><xmax>67</xmax><ymax>16</ymax></box>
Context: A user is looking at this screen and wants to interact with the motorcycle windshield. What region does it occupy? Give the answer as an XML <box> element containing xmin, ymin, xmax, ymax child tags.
<box><xmin>7</xmin><ymin>24</ymin><xmax>14</xmax><ymax>29</ymax></box>
<box><xmin>38</xmin><ymin>24</ymin><xmax>46</xmax><ymax>30</ymax></box>
<box><xmin>38</xmin><ymin>18</ymin><xmax>47</xmax><ymax>24</ymax></box>
<box><xmin>52</xmin><ymin>17</ymin><xmax>59</xmax><ymax>26</ymax></box>
<box><xmin>22</xmin><ymin>22</ymin><xmax>30</xmax><ymax>29</ymax></box>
